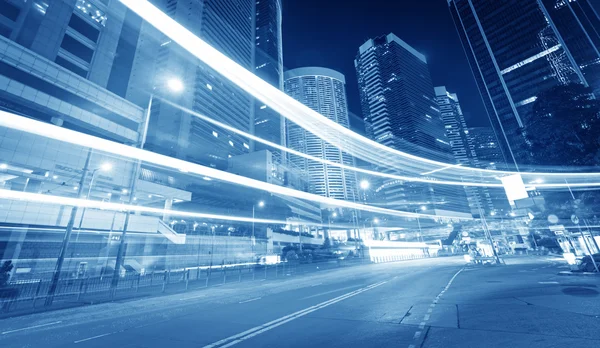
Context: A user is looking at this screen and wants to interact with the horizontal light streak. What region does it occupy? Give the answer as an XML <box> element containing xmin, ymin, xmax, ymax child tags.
<box><xmin>119</xmin><ymin>0</ymin><xmax>597</xmax><ymax>181</ymax></box>
<box><xmin>0</xmin><ymin>111</ymin><xmax>468</xmax><ymax>220</ymax></box>
<box><xmin>161</xmin><ymin>99</ymin><xmax>503</xmax><ymax>188</ymax></box>
<box><xmin>0</xmin><ymin>189</ymin><xmax>345</xmax><ymax>228</ymax></box>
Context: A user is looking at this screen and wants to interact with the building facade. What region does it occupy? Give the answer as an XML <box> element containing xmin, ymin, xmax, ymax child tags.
<box><xmin>126</xmin><ymin>0</ymin><xmax>255</xmax><ymax>169</ymax></box>
<box><xmin>284</xmin><ymin>67</ymin><xmax>358</xmax><ymax>202</ymax></box>
<box><xmin>467</xmin><ymin>126</ymin><xmax>511</xmax><ymax>213</ymax></box>
<box><xmin>252</xmin><ymin>0</ymin><xmax>284</xmax><ymax>157</ymax></box>
<box><xmin>435</xmin><ymin>86</ymin><xmax>493</xmax><ymax>216</ymax></box>
<box><xmin>449</xmin><ymin>0</ymin><xmax>600</xmax><ymax>167</ymax></box>
<box><xmin>355</xmin><ymin>33</ymin><xmax>470</xmax><ymax>216</ymax></box>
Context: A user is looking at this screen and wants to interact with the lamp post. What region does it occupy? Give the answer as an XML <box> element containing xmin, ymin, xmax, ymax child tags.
<box><xmin>252</xmin><ymin>200</ymin><xmax>264</xmax><ymax>253</ymax></box>
<box><xmin>77</xmin><ymin>162</ymin><xmax>112</xmax><ymax>232</ymax></box>
<box><xmin>45</xmin><ymin>150</ymin><xmax>93</xmax><ymax>306</ymax></box>
<box><xmin>371</xmin><ymin>217</ymin><xmax>379</xmax><ymax>240</ymax></box>
<box><xmin>110</xmin><ymin>78</ymin><xmax>184</xmax><ymax>297</ymax></box>
<box><xmin>415</xmin><ymin>205</ymin><xmax>426</xmax><ymax>243</ymax></box>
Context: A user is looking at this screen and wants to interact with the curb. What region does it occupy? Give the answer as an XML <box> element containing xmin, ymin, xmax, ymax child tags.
<box><xmin>558</xmin><ymin>271</ymin><xmax>600</xmax><ymax>277</ymax></box>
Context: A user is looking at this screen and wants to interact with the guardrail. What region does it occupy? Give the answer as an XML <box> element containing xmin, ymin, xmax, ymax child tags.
<box><xmin>0</xmin><ymin>257</ymin><xmax>367</xmax><ymax>316</ymax></box>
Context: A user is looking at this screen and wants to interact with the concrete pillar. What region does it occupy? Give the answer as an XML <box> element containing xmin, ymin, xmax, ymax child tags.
<box><xmin>162</xmin><ymin>198</ymin><xmax>173</xmax><ymax>221</ymax></box>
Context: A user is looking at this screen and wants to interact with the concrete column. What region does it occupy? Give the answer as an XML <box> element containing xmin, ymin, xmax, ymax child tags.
<box><xmin>162</xmin><ymin>198</ymin><xmax>173</xmax><ymax>221</ymax></box>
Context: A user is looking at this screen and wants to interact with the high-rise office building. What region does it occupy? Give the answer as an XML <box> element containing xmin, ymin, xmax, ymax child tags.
<box><xmin>252</xmin><ymin>0</ymin><xmax>284</xmax><ymax>156</ymax></box>
<box><xmin>127</xmin><ymin>0</ymin><xmax>254</xmax><ymax>169</ymax></box>
<box><xmin>284</xmin><ymin>67</ymin><xmax>358</xmax><ymax>201</ymax></box>
<box><xmin>449</xmin><ymin>0</ymin><xmax>600</xmax><ymax>167</ymax></box>
<box><xmin>355</xmin><ymin>33</ymin><xmax>470</xmax><ymax>216</ymax></box>
<box><xmin>467</xmin><ymin>127</ymin><xmax>504</xmax><ymax>170</ymax></box>
<box><xmin>435</xmin><ymin>86</ymin><xmax>493</xmax><ymax>216</ymax></box>
<box><xmin>0</xmin><ymin>0</ymin><xmax>143</xmax><ymax>143</ymax></box>
<box><xmin>468</xmin><ymin>126</ymin><xmax>511</xmax><ymax>213</ymax></box>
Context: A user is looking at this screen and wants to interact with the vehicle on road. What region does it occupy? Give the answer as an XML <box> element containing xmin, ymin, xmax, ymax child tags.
<box><xmin>577</xmin><ymin>253</ymin><xmax>600</xmax><ymax>272</ymax></box>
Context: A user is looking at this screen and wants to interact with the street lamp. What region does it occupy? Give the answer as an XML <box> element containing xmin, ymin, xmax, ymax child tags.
<box><xmin>415</xmin><ymin>206</ymin><xmax>427</xmax><ymax>243</ymax></box>
<box><xmin>77</xmin><ymin>162</ymin><xmax>112</xmax><ymax>230</ymax></box>
<box><xmin>141</xmin><ymin>77</ymin><xmax>185</xmax><ymax>149</ymax></box>
<box><xmin>252</xmin><ymin>200</ymin><xmax>265</xmax><ymax>252</ymax></box>
<box><xmin>360</xmin><ymin>180</ymin><xmax>370</xmax><ymax>190</ymax></box>
<box><xmin>167</xmin><ymin>78</ymin><xmax>184</xmax><ymax>93</ymax></box>
<box><xmin>109</xmin><ymin>77</ymin><xmax>184</xmax><ymax>297</ymax></box>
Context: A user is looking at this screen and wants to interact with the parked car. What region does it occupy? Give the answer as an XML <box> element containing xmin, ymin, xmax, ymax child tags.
<box><xmin>578</xmin><ymin>253</ymin><xmax>600</xmax><ymax>272</ymax></box>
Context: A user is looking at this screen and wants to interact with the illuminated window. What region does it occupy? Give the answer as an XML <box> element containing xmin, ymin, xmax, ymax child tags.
<box><xmin>75</xmin><ymin>0</ymin><xmax>107</xmax><ymax>26</ymax></box>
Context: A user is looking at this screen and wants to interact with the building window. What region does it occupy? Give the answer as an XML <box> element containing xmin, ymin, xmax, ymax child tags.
<box><xmin>55</xmin><ymin>56</ymin><xmax>88</xmax><ymax>77</ymax></box>
<box><xmin>0</xmin><ymin>0</ymin><xmax>20</xmax><ymax>21</ymax></box>
<box><xmin>60</xmin><ymin>34</ymin><xmax>94</xmax><ymax>63</ymax></box>
<box><xmin>68</xmin><ymin>14</ymin><xmax>100</xmax><ymax>42</ymax></box>
<box><xmin>75</xmin><ymin>0</ymin><xmax>107</xmax><ymax>26</ymax></box>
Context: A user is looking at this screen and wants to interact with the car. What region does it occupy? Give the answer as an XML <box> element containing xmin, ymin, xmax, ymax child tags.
<box><xmin>577</xmin><ymin>253</ymin><xmax>600</xmax><ymax>272</ymax></box>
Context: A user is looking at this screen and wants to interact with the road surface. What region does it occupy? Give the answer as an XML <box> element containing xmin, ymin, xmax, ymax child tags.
<box><xmin>1</xmin><ymin>255</ymin><xmax>599</xmax><ymax>347</ymax></box>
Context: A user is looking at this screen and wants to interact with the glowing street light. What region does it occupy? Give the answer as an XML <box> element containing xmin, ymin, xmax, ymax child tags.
<box><xmin>420</xmin><ymin>205</ymin><xmax>427</xmax><ymax>211</ymax></box>
<box><xmin>360</xmin><ymin>180</ymin><xmax>370</xmax><ymax>190</ymax></box>
<box><xmin>252</xmin><ymin>200</ymin><xmax>265</xmax><ymax>251</ymax></box>
<box><xmin>332</xmin><ymin>212</ymin><xmax>338</xmax><ymax>218</ymax></box>
<box><xmin>167</xmin><ymin>77</ymin><xmax>184</xmax><ymax>93</ymax></box>
<box><xmin>373</xmin><ymin>218</ymin><xmax>379</xmax><ymax>224</ymax></box>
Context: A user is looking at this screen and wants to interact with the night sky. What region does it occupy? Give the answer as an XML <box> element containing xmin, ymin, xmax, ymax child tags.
<box><xmin>282</xmin><ymin>0</ymin><xmax>489</xmax><ymax>132</ymax></box>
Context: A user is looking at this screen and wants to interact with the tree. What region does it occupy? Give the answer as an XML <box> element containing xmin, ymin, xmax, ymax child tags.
<box><xmin>0</xmin><ymin>261</ymin><xmax>14</xmax><ymax>288</ymax></box>
<box><xmin>523</xmin><ymin>83</ymin><xmax>600</xmax><ymax>223</ymax></box>
<box><xmin>523</xmin><ymin>83</ymin><xmax>600</xmax><ymax>166</ymax></box>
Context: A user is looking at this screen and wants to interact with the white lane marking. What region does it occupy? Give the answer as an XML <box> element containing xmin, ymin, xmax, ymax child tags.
<box><xmin>299</xmin><ymin>285</ymin><xmax>362</xmax><ymax>300</ymax></box>
<box><xmin>1</xmin><ymin>321</ymin><xmax>62</xmax><ymax>335</ymax></box>
<box><xmin>180</xmin><ymin>294</ymin><xmax>206</xmax><ymax>300</ymax></box>
<box><xmin>311</xmin><ymin>283</ymin><xmax>323</xmax><ymax>287</ymax></box>
<box><xmin>408</xmin><ymin>268</ymin><xmax>464</xmax><ymax>348</ymax></box>
<box><xmin>74</xmin><ymin>332</ymin><xmax>113</xmax><ymax>343</ymax></box>
<box><xmin>538</xmin><ymin>281</ymin><xmax>559</xmax><ymax>284</ymax></box>
<box><xmin>239</xmin><ymin>297</ymin><xmax>262</xmax><ymax>304</ymax></box>
<box><xmin>204</xmin><ymin>281</ymin><xmax>388</xmax><ymax>348</ymax></box>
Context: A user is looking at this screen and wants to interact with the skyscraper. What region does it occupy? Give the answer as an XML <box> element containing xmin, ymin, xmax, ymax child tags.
<box><xmin>355</xmin><ymin>33</ymin><xmax>470</xmax><ymax>216</ymax></box>
<box><xmin>449</xmin><ymin>0</ymin><xmax>600</xmax><ymax>167</ymax></box>
<box><xmin>0</xmin><ymin>0</ymin><xmax>144</xmax><ymax>144</ymax></box>
<box><xmin>284</xmin><ymin>67</ymin><xmax>358</xmax><ymax>201</ymax></box>
<box><xmin>468</xmin><ymin>126</ymin><xmax>511</xmax><ymax>213</ymax></box>
<box><xmin>127</xmin><ymin>0</ymin><xmax>255</xmax><ymax>169</ymax></box>
<box><xmin>252</xmin><ymin>0</ymin><xmax>284</xmax><ymax>156</ymax></box>
<box><xmin>435</xmin><ymin>86</ymin><xmax>493</xmax><ymax>216</ymax></box>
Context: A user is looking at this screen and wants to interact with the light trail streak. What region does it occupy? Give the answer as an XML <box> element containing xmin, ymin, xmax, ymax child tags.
<box><xmin>118</xmin><ymin>0</ymin><xmax>600</xmax><ymax>182</ymax></box>
<box><xmin>420</xmin><ymin>163</ymin><xmax>463</xmax><ymax>175</ymax></box>
<box><xmin>161</xmin><ymin>99</ymin><xmax>504</xmax><ymax>188</ymax></box>
<box><xmin>0</xmin><ymin>111</ymin><xmax>469</xmax><ymax>220</ymax></box>
<box><xmin>0</xmin><ymin>189</ymin><xmax>346</xmax><ymax>228</ymax></box>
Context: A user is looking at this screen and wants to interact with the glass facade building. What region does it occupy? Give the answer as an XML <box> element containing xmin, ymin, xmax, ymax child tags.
<box><xmin>355</xmin><ymin>33</ymin><xmax>470</xmax><ymax>216</ymax></box>
<box><xmin>435</xmin><ymin>86</ymin><xmax>493</xmax><ymax>216</ymax></box>
<box><xmin>284</xmin><ymin>67</ymin><xmax>358</xmax><ymax>202</ymax></box>
<box><xmin>127</xmin><ymin>0</ymin><xmax>255</xmax><ymax>170</ymax></box>
<box><xmin>449</xmin><ymin>0</ymin><xmax>600</xmax><ymax>167</ymax></box>
<box><xmin>252</xmin><ymin>0</ymin><xmax>284</xmax><ymax>157</ymax></box>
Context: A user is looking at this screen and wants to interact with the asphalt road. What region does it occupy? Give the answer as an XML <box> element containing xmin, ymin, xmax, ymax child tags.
<box><xmin>1</xmin><ymin>255</ymin><xmax>599</xmax><ymax>348</ymax></box>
